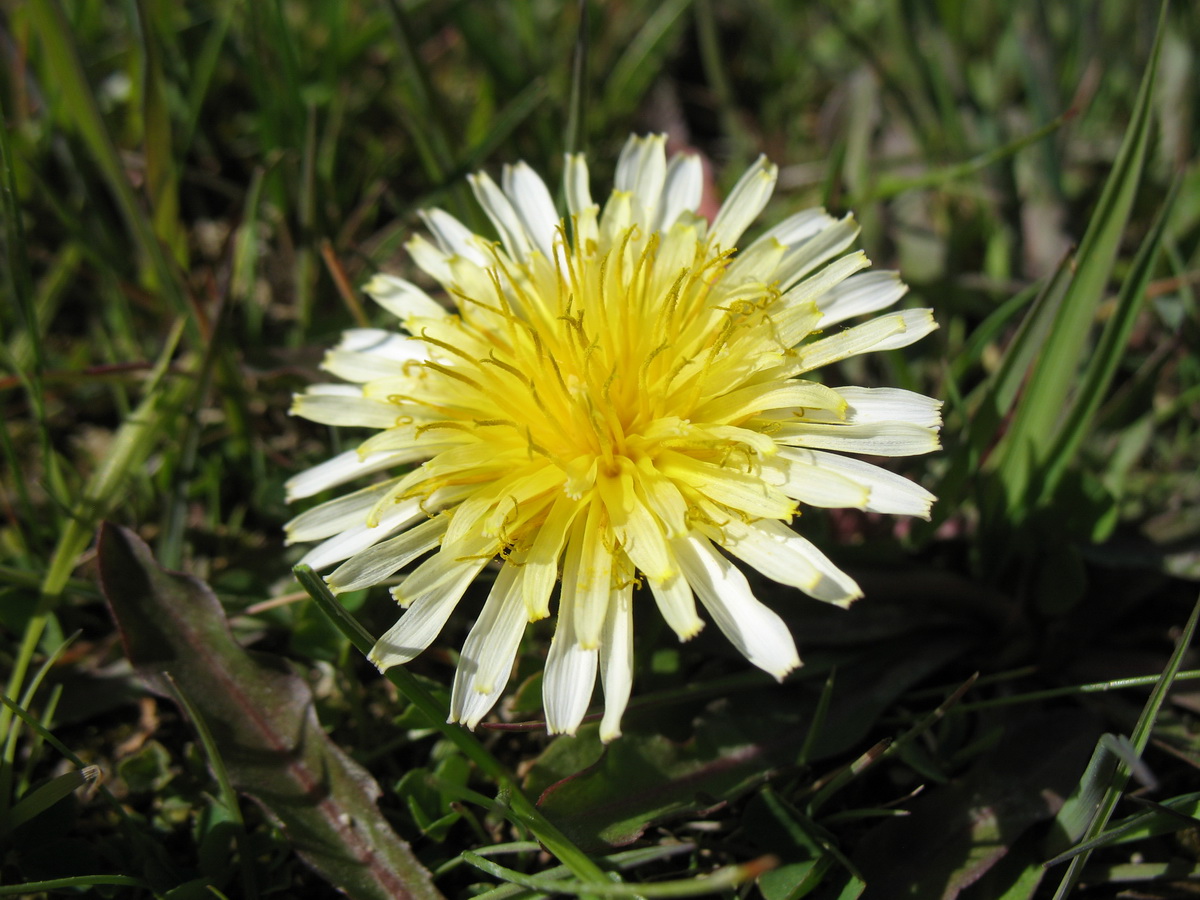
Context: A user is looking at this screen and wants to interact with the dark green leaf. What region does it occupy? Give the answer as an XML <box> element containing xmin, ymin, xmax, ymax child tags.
<box><xmin>97</xmin><ymin>523</ymin><xmax>443</xmax><ymax>900</ymax></box>
<box><xmin>850</xmin><ymin>710</ymin><xmax>1103</xmax><ymax>899</ymax></box>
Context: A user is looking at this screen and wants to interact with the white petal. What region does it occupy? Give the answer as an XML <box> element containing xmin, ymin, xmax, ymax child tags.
<box><xmin>543</xmin><ymin>633</ymin><xmax>597</xmax><ymax>736</ymax></box>
<box><xmin>286</xmin><ymin>449</ymin><xmax>406</xmax><ymax>501</ymax></box>
<box><xmin>655</xmin><ymin>450</ymin><xmax>795</xmax><ymax>520</ymax></box>
<box><xmin>419</xmin><ymin>208</ymin><xmax>490</xmax><ymax>265</ymax></box>
<box><xmin>362</xmin><ymin>275</ymin><xmax>448</xmax><ymax>327</ymax></box>
<box><xmin>563</xmin><ymin>153</ymin><xmax>599</xmax><ymax>248</ymax></box>
<box><xmin>708</xmin><ymin>517</ymin><xmax>862</xmax><ymax>606</ymax></box>
<box><xmin>863</xmin><ymin>309</ymin><xmax>938</xmax><ymax>352</ymax></box>
<box><xmin>833</xmin><ymin>387</ymin><xmax>943</xmax><ymax>429</ymax></box>
<box><xmin>773</xmin><ymin>253</ymin><xmax>871</xmax><ymax>346</ymax></box>
<box><xmin>564</xmin><ymin>153</ymin><xmax>593</xmax><ymax>215</ymax></box>
<box><xmin>760</xmin><ymin>455</ymin><xmax>870</xmax><ymax>510</ymax></box>
<box><xmin>708</xmin><ymin>155</ymin><xmax>778</xmax><ymax>251</ymax></box>
<box><xmin>322</xmin><ymin>332</ymin><xmax>425</xmax><ymax>382</ymax></box>
<box><xmin>797</xmin><ymin>309</ymin><xmax>938</xmax><ymax>373</ymax></box>
<box><xmin>598</xmin><ymin>189</ymin><xmax>632</xmax><ymax>248</ymax></box>
<box><xmin>369</xmin><ymin>538</ymin><xmax>495</xmax><ymax>669</ymax></box>
<box><xmin>614</xmin><ymin>133</ymin><xmax>667</xmax><ymax>231</ymax></box>
<box><xmin>298</xmin><ymin>498</ymin><xmax>426</xmax><ymax>571</ymax></box>
<box><xmin>598</xmin><ymin>584</ymin><xmax>634</xmax><ymax>742</ymax></box>
<box><xmin>572</xmin><ymin>500</ymin><xmax>613</xmax><ymax>650</ymax></box>
<box><xmin>334</xmin><ymin>329</ymin><xmax>412</xmax><ymax>357</ymax></box>
<box><xmin>468</xmin><ymin>171</ymin><xmax>532</xmax><ymax>261</ymax></box>
<box><xmin>290</xmin><ymin>388</ymin><xmax>402</xmax><ymax>428</ymax></box>
<box><xmin>523</xmin><ymin>491</ymin><xmax>584</xmax><ymax>620</ymax></box>
<box><xmin>654</xmin><ymin>152</ymin><xmax>703</xmax><ymax>232</ymax></box>
<box><xmin>648</xmin><ymin>573</ymin><xmax>704</xmax><ymax>640</ymax></box>
<box><xmin>300</xmin><ymin>383</ymin><xmax>359</xmax><ymax>396</ymax></box>
<box><xmin>320</xmin><ymin>351</ymin><xmax>407</xmax><ymax>384</ymax></box>
<box><xmin>406</xmin><ymin>233</ymin><xmax>454</xmax><ymax>287</ymax></box>
<box><xmin>673</xmin><ymin>533</ymin><xmax>800</xmax><ymax>679</ymax></box>
<box><xmin>543</xmin><ymin>524</ymin><xmax>598</xmax><ymax>734</ymax></box>
<box><xmin>450</xmin><ymin>562</ymin><xmax>529</xmax><ymax>729</ymax></box>
<box><xmin>326</xmin><ymin>515</ymin><xmax>448</xmax><ymax>593</ymax></box>
<box><xmin>817</xmin><ymin>270</ymin><xmax>909</xmax><ymax>327</ymax></box>
<box><xmin>693</xmin><ymin>380</ymin><xmax>846</xmax><ymax>424</ymax></box>
<box><xmin>772</xmin><ymin>421</ymin><xmax>941</xmax><ymax>457</ymax></box>
<box><xmin>778</xmin><ymin>448</ymin><xmax>936</xmax><ymax>518</ymax></box>
<box><xmin>750</xmin><ymin>207</ymin><xmax>836</xmax><ymax>249</ymax></box>
<box><xmin>774</xmin><ymin>215</ymin><xmax>860</xmax><ymax>292</ymax></box>
<box><xmin>286</xmin><ymin>478</ymin><xmax>397</xmax><ymax>539</ymax></box>
<box><xmin>503</xmin><ymin>161</ymin><xmax>560</xmax><ymax>260</ymax></box>
<box><xmin>614</xmin><ymin>134</ymin><xmax>660</xmax><ymax>192</ymax></box>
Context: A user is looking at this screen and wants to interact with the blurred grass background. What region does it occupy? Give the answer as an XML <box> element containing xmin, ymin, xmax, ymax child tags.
<box><xmin>2</xmin><ymin>0</ymin><xmax>1199</xmax><ymax>897</ymax></box>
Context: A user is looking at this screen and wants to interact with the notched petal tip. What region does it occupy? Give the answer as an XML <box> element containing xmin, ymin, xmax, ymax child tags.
<box><xmin>389</xmin><ymin>584</ymin><xmax>412</xmax><ymax>608</ymax></box>
<box><xmin>835</xmin><ymin>589</ymin><xmax>864</xmax><ymax>609</ymax></box>
<box><xmin>769</xmin><ymin>655</ymin><xmax>803</xmax><ymax>683</ymax></box>
<box><xmin>674</xmin><ymin>617</ymin><xmax>706</xmax><ymax>642</ymax></box>
<box><xmin>366</xmin><ymin>647</ymin><xmax>394</xmax><ymax>672</ymax></box>
<box><xmin>546</xmin><ymin>720</ymin><xmax>579</xmax><ymax>737</ymax></box>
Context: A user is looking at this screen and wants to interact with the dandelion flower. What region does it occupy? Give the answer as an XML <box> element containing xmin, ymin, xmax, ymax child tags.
<box><xmin>287</xmin><ymin>134</ymin><xmax>940</xmax><ymax>741</ymax></box>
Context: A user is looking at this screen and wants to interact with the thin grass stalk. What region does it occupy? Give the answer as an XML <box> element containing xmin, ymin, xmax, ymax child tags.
<box><xmin>163</xmin><ymin>674</ymin><xmax>260</xmax><ymax>900</ymax></box>
<box><xmin>694</xmin><ymin>0</ymin><xmax>751</xmax><ymax>165</ymax></box>
<box><xmin>563</xmin><ymin>0</ymin><xmax>589</xmax><ymax>158</ymax></box>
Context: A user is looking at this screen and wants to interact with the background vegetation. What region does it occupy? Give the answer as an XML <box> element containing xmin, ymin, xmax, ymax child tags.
<box><xmin>2</xmin><ymin>0</ymin><xmax>1198</xmax><ymax>897</ymax></box>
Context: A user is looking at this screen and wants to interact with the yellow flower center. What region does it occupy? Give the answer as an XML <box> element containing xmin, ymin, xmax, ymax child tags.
<box><xmin>388</xmin><ymin>220</ymin><xmax>796</xmax><ymax>552</ymax></box>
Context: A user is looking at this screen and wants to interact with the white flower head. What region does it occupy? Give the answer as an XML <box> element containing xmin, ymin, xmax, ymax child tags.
<box><xmin>287</xmin><ymin>134</ymin><xmax>940</xmax><ymax>741</ymax></box>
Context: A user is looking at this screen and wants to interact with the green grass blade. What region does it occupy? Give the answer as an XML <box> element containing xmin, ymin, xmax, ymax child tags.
<box><xmin>135</xmin><ymin>0</ymin><xmax>187</xmax><ymax>267</ymax></box>
<box><xmin>563</xmin><ymin>0</ymin><xmax>589</xmax><ymax>157</ymax></box>
<box><xmin>381</xmin><ymin>0</ymin><xmax>454</xmax><ymax>183</ymax></box>
<box><xmin>948</xmin><ymin>279</ymin><xmax>1040</xmax><ymax>387</ymax></box>
<box><xmin>0</xmin><ymin>766</ymin><xmax>98</xmax><ymax>834</ymax></box>
<box><xmin>0</xmin><ymin>875</ymin><xmax>147</xmax><ymax>894</ymax></box>
<box><xmin>25</xmin><ymin>0</ymin><xmax>191</xmax><ymax>327</ymax></box>
<box><xmin>1</xmin><ymin>631</ymin><xmax>77</xmax><ymax>795</ymax></box>
<box><xmin>466</xmin><ymin>80</ymin><xmax>550</xmax><ymax>173</ymax></box>
<box><xmin>0</xmin><ymin>321</ymin><xmax>189</xmax><ymax>741</ymax></box>
<box><xmin>1038</xmin><ymin>178</ymin><xmax>1180</xmax><ymax>503</ymax></box>
<box><xmin>989</xmin><ymin>1</ymin><xmax>1167</xmax><ymax>517</ymax></box>
<box><xmin>0</xmin><ymin>93</ymin><xmax>38</xmax><ymax>370</ymax></box>
<box><xmin>294</xmin><ymin>104</ymin><xmax>319</xmax><ymax>335</ymax></box>
<box><xmin>462</xmin><ymin>850</ymin><xmax>773</xmax><ymax>897</ymax></box>
<box><xmin>864</xmin><ymin>110</ymin><xmax>1074</xmax><ymax>204</ymax></box>
<box><xmin>181</xmin><ymin>0</ymin><xmax>235</xmax><ymax>149</ymax></box>
<box><xmin>604</xmin><ymin>0</ymin><xmax>694</xmax><ymax>120</ymax></box>
<box><xmin>0</xmin><ymin>89</ymin><xmax>50</xmax><ymax>540</ymax></box>
<box><xmin>1048</xmin><ymin>591</ymin><xmax>1200</xmax><ymax>899</ymax></box>
<box><xmin>0</xmin><ymin>691</ymin><xmax>143</xmax><ymax>835</ymax></box>
<box><xmin>930</xmin><ymin>256</ymin><xmax>1073</xmax><ymax>536</ymax></box>
<box><xmin>695</xmin><ymin>0</ymin><xmax>752</xmax><ymax>165</ymax></box>
<box><xmin>972</xmin><ymin>254</ymin><xmax>1072</xmax><ymax>430</ymax></box>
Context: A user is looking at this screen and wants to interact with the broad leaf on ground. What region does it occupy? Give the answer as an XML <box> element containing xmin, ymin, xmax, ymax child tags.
<box><xmin>850</xmin><ymin>710</ymin><xmax>1103</xmax><ymax>899</ymax></box>
<box><xmin>97</xmin><ymin>523</ymin><xmax>442</xmax><ymax>900</ymax></box>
